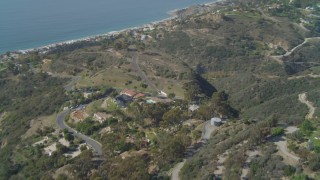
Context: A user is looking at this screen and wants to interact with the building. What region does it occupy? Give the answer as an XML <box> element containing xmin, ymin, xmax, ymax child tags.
<box><xmin>93</xmin><ymin>112</ymin><xmax>113</xmax><ymax>123</ymax></box>
<box><xmin>121</xmin><ymin>89</ymin><xmax>137</xmax><ymax>97</ymax></box>
<box><xmin>134</xmin><ymin>93</ymin><xmax>146</xmax><ymax>99</ymax></box>
<box><xmin>211</xmin><ymin>117</ymin><xmax>222</xmax><ymax>126</ymax></box>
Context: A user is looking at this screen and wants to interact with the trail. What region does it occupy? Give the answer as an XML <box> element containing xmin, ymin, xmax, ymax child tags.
<box><xmin>299</xmin><ymin>93</ymin><xmax>316</xmax><ymax>119</ymax></box>
<box><xmin>273</xmin><ymin>127</ymin><xmax>300</xmax><ymax>166</ymax></box>
<box><xmin>271</xmin><ymin>37</ymin><xmax>320</xmax><ymax>64</ymax></box>
<box><xmin>288</xmin><ymin>74</ymin><xmax>320</xmax><ymax>80</ymax></box>
<box><xmin>129</xmin><ymin>51</ymin><xmax>160</xmax><ymax>93</ymax></box>
<box><xmin>240</xmin><ymin>150</ymin><xmax>260</xmax><ymax>179</ymax></box>
<box><xmin>257</xmin><ymin>8</ymin><xmax>280</xmax><ymax>23</ymax></box>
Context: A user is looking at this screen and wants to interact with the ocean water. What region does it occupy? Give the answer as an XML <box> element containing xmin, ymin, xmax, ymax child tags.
<box><xmin>0</xmin><ymin>0</ymin><xmax>215</xmax><ymax>53</ymax></box>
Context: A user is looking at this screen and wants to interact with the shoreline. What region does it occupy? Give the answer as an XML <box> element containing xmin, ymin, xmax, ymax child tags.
<box><xmin>1</xmin><ymin>0</ymin><xmax>222</xmax><ymax>57</ymax></box>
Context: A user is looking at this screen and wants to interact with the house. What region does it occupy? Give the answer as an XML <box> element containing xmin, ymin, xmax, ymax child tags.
<box><xmin>115</xmin><ymin>94</ymin><xmax>133</xmax><ymax>107</ymax></box>
<box><xmin>93</xmin><ymin>112</ymin><xmax>113</xmax><ymax>123</ymax></box>
<box><xmin>70</xmin><ymin>110</ymin><xmax>89</xmax><ymax>122</ymax></box>
<box><xmin>134</xmin><ymin>93</ymin><xmax>145</xmax><ymax>99</ymax></box>
<box><xmin>121</xmin><ymin>89</ymin><xmax>137</xmax><ymax>97</ymax></box>
<box><xmin>211</xmin><ymin>117</ymin><xmax>222</xmax><ymax>126</ymax></box>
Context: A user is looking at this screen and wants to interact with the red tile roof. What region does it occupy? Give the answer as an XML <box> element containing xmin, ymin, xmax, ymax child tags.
<box><xmin>134</xmin><ymin>93</ymin><xmax>145</xmax><ymax>99</ymax></box>
<box><xmin>121</xmin><ymin>89</ymin><xmax>137</xmax><ymax>97</ymax></box>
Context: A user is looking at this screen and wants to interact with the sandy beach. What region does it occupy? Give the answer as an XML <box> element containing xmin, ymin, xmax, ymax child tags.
<box><xmin>3</xmin><ymin>0</ymin><xmax>223</xmax><ymax>57</ymax></box>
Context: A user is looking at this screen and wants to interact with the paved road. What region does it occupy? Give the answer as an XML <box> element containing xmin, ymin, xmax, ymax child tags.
<box><xmin>299</xmin><ymin>93</ymin><xmax>316</xmax><ymax>119</ymax></box>
<box><xmin>202</xmin><ymin>121</ymin><xmax>218</xmax><ymax>140</ymax></box>
<box><xmin>56</xmin><ymin>109</ymin><xmax>103</xmax><ymax>156</ymax></box>
<box><xmin>171</xmin><ymin>121</ymin><xmax>217</xmax><ymax>180</ymax></box>
<box><xmin>171</xmin><ymin>159</ymin><xmax>186</xmax><ymax>180</ymax></box>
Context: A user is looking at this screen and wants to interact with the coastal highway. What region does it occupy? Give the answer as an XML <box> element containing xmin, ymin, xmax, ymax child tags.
<box><xmin>56</xmin><ymin>109</ymin><xmax>103</xmax><ymax>156</ymax></box>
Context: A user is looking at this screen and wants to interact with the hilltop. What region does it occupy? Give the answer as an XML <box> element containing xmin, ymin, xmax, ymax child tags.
<box><xmin>0</xmin><ymin>0</ymin><xmax>320</xmax><ymax>179</ymax></box>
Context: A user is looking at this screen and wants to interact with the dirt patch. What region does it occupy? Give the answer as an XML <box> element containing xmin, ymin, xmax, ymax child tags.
<box><xmin>54</xmin><ymin>164</ymin><xmax>76</xmax><ymax>179</ymax></box>
<box><xmin>23</xmin><ymin>113</ymin><xmax>57</xmax><ymax>139</ymax></box>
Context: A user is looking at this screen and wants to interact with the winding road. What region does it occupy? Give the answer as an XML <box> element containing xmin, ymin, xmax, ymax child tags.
<box><xmin>171</xmin><ymin>121</ymin><xmax>217</xmax><ymax>180</ymax></box>
<box><xmin>274</xmin><ymin>126</ymin><xmax>300</xmax><ymax>165</ymax></box>
<box><xmin>299</xmin><ymin>93</ymin><xmax>316</xmax><ymax>119</ymax></box>
<box><xmin>56</xmin><ymin>109</ymin><xmax>103</xmax><ymax>156</ymax></box>
<box><xmin>271</xmin><ymin>37</ymin><xmax>320</xmax><ymax>63</ymax></box>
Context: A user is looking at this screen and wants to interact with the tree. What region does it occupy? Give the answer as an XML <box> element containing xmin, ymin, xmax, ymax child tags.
<box><xmin>56</xmin><ymin>143</ymin><xmax>69</xmax><ymax>155</ymax></box>
<box><xmin>106</xmin><ymin>157</ymin><xmax>150</xmax><ymax>180</ymax></box>
<box><xmin>168</xmin><ymin>93</ymin><xmax>176</xmax><ymax>99</ymax></box>
<box><xmin>140</xmin><ymin>83</ymin><xmax>148</xmax><ymax>89</ymax></box>
<box><xmin>283</xmin><ymin>165</ymin><xmax>296</xmax><ymax>176</ymax></box>
<box><xmin>162</xmin><ymin>108</ymin><xmax>183</xmax><ymax>125</ymax></box>
<box><xmin>271</xmin><ymin>127</ymin><xmax>285</xmax><ymax>136</ymax></box>
<box><xmin>308</xmin><ymin>154</ymin><xmax>320</xmax><ymax>171</ymax></box>
<box><xmin>292</xmin><ymin>173</ymin><xmax>311</xmax><ymax>180</ymax></box>
<box><xmin>64</xmin><ymin>132</ymin><xmax>74</xmax><ymax>141</ymax></box>
<box><xmin>300</xmin><ymin>120</ymin><xmax>315</xmax><ymax>136</ymax></box>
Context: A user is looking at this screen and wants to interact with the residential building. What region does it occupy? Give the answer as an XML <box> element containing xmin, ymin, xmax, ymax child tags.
<box><xmin>134</xmin><ymin>93</ymin><xmax>145</xmax><ymax>99</ymax></box>
<box><xmin>121</xmin><ymin>89</ymin><xmax>137</xmax><ymax>97</ymax></box>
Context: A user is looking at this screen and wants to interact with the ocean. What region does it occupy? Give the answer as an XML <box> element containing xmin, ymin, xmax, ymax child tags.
<box><xmin>0</xmin><ymin>0</ymin><xmax>215</xmax><ymax>54</ymax></box>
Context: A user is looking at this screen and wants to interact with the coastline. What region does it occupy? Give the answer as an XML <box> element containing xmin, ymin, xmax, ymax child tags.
<box><xmin>1</xmin><ymin>0</ymin><xmax>222</xmax><ymax>57</ymax></box>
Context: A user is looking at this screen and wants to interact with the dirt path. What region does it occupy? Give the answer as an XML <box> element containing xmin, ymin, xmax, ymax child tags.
<box><xmin>273</xmin><ymin>126</ymin><xmax>300</xmax><ymax>166</ymax></box>
<box><xmin>258</xmin><ymin>8</ymin><xmax>280</xmax><ymax>23</ymax></box>
<box><xmin>274</xmin><ymin>138</ymin><xmax>300</xmax><ymax>165</ymax></box>
<box><xmin>271</xmin><ymin>37</ymin><xmax>320</xmax><ymax>64</ymax></box>
<box><xmin>299</xmin><ymin>93</ymin><xmax>316</xmax><ymax>119</ymax></box>
<box><xmin>241</xmin><ymin>150</ymin><xmax>260</xmax><ymax>179</ymax></box>
<box><xmin>129</xmin><ymin>51</ymin><xmax>160</xmax><ymax>93</ymax></box>
<box><xmin>214</xmin><ymin>152</ymin><xmax>228</xmax><ymax>176</ymax></box>
<box><xmin>288</xmin><ymin>74</ymin><xmax>320</xmax><ymax>80</ymax></box>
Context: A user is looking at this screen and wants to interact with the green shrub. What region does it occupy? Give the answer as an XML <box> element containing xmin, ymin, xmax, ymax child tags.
<box><xmin>283</xmin><ymin>165</ymin><xmax>296</xmax><ymax>176</ymax></box>
<box><xmin>271</xmin><ymin>127</ymin><xmax>285</xmax><ymax>136</ymax></box>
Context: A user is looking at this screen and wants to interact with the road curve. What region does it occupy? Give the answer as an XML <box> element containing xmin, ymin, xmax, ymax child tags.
<box><xmin>271</xmin><ymin>37</ymin><xmax>320</xmax><ymax>63</ymax></box>
<box><xmin>171</xmin><ymin>121</ymin><xmax>217</xmax><ymax>180</ymax></box>
<box><xmin>299</xmin><ymin>93</ymin><xmax>316</xmax><ymax>119</ymax></box>
<box><xmin>274</xmin><ymin>138</ymin><xmax>300</xmax><ymax>163</ymax></box>
<box><xmin>56</xmin><ymin>109</ymin><xmax>103</xmax><ymax>156</ymax></box>
<box><xmin>171</xmin><ymin>160</ymin><xmax>186</xmax><ymax>180</ymax></box>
